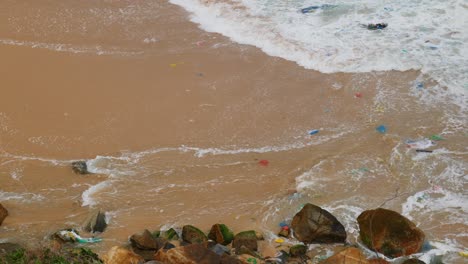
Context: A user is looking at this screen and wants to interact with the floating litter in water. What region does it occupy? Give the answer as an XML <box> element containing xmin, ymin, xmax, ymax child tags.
<box><xmin>406</xmin><ymin>138</ymin><xmax>435</xmax><ymax>149</ymax></box>
<box><xmin>57</xmin><ymin>230</ymin><xmax>102</xmax><ymax>244</ymax></box>
<box><xmin>170</xmin><ymin>63</ymin><xmax>177</xmax><ymax>68</ymax></box>
<box><xmin>416</xmin><ymin>82</ymin><xmax>424</xmax><ymax>89</ymax></box>
<box><xmin>459</xmin><ymin>251</ymin><xmax>468</xmax><ymax>257</ymax></box>
<box><xmin>376</xmin><ymin>125</ymin><xmax>387</xmax><ymax>134</ymax></box>
<box><xmin>430</xmin><ymin>134</ymin><xmax>444</xmax><ymax>141</ymax></box>
<box><xmin>258</xmin><ymin>160</ymin><xmax>269</xmax><ymax>166</ymax></box>
<box><xmin>355</xmin><ymin>92</ymin><xmax>363</xmax><ymax>98</ymax></box>
<box><xmin>308</xmin><ymin>129</ymin><xmax>319</xmax><ymax>135</ymax></box>
<box><xmin>275</xmin><ymin>238</ymin><xmax>285</xmax><ymax>243</ymax></box>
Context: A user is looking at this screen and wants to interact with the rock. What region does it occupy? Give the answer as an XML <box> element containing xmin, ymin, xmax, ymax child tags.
<box><xmin>322</xmin><ymin>247</ymin><xmax>369</xmax><ymax>264</ymax></box>
<box><xmin>232</xmin><ymin>231</ymin><xmax>258</xmax><ymax>254</ymax></box>
<box><xmin>154</xmin><ymin>243</ymin><xmax>221</xmax><ymax>264</ymax></box>
<box><xmin>103</xmin><ymin>246</ymin><xmax>144</xmax><ymax>264</ymax></box>
<box><xmin>402</xmin><ymin>259</ymin><xmax>426</xmax><ymax>264</ymax></box>
<box><xmin>368</xmin><ymin>259</ymin><xmax>390</xmax><ymax>264</ymax></box>
<box><xmin>0</xmin><ymin>203</ymin><xmax>8</xmax><ymax>226</ymax></box>
<box><xmin>72</xmin><ymin>161</ymin><xmax>90</xmax><ymax>174</ymax></box>
<box><xmin>291</xmin><ymin>203</ymin><xmax>346</xmax><ymax>244</ymax></box>
<box><xmin>130</xmin><ymin>229</ymin><xmax>159</xmax><ymax>250</ymax></box>
<box><xmin>237</xmin><ymin>245</ymin><xmax>262</xmax><ymax>259</ymax></box>
<box><xmin>208</xmin><ymin>224</ymin><xmax>234</xmax><ymax>246</ymax></box>
<box><xmin>182</xmin><ymin>225</ymin><xmax>208</xmax><ymax>244</ymax></box>
<box><xmin>357</xmin><ymin>208</ymin><xmax>425</xmax><ymax>258</ymax></box>
<box><xmin>278</xmin><ymin>228</ymin><xmax>290</xmax><ymax>238</ymax></box>
<box><xmin>289</xmin><ymin>245</ymin><xmax>307</xmax><ymax>258</ymax></box>
<box><xmin>160</xmin><ymin>228</ymin><xmax>180</xmax><ymax>240</ymax></box>
<box><xmin>221</xmin><ymin>254</ymin><xmax>243</xmax><ymax>264</ymax></box>
<box><xmin>83</xmin><ymin>209</ymin><xmax>107</xmax><ymax>233</ymax></box>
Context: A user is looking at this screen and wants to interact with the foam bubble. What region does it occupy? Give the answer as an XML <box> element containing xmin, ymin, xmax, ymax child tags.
<box><xmin>81</xmin><ymin>181</ymin><xmax>111</xmax><ymax>207</ymax></box>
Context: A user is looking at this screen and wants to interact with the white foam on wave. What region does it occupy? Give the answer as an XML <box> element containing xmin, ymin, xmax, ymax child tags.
<box><xmin>0</xmin><ymin>191</ymin><xmax>45</xmax><ymax>203</ymax></box>
<box><xmin>81</xmin><ymin>181</ymin><xmax>112</xmax><ymax>207</ymax></box>
<box><xmin>0</xmin><ymin>38</ymin><xmax>143</xmax><ymax>56</ymax></box>
<box><xmin>169</xmin><ymin>0</ymin><xmax>468</xmax><ymax>106</ymax></box>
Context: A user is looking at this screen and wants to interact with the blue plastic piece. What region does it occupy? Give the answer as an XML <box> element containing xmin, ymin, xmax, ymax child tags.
<box><xmin>376</xmin><ymin>125</ymin><xmax>387</xmax><ymax>134</ymax></box>
<box><xmin>416</xmin><ymin>82</ymin><xmax>424</xmax><ymax>89</ymax></box>
<box><xmin>308</xmin><ymin>129</ymin><xmax>319</xmax><ymax>135</ymax></box>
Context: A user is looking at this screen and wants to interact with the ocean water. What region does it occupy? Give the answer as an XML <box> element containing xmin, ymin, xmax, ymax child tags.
<box><xmin>0</xmin><ymin>0</ymin><xmax>467</xmax><ymax>262</ymax></box>
<box><xmin>170</xmin><ymin>0</ymin><xmax>468</xmax><ymax>107</ymax></box>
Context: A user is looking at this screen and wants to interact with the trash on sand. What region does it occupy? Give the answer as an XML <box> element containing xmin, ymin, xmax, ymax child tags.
<box><xmin>57</xmin><ymin>230</ymin><xmax>102</xmax><ymax>243</ymax></box>
<box><xmin>281</xmin><ymin>225</ymin><xmax>289</xmax><ymax>230</ymax></box>
<box><xmin>416</xmin><ymin>149</ymin><xmax>433</xmax><ymax>153</ymax></box>
<box><xmin>308</xmin><ymin>129</ymin><xmax>319</xmax><ymax>135</ymax></box>
<box><xmin>376</xmin><ymin>125</ymin><xmax>387</xmax><ymax>134</ymax></box>
<box><xmin>355</xmin><ymin>92</ymin><xmax>363</xmax><ymax>98</ymax></box>
<box><xmin>247</xmin><ymin>257</ymin><xmax>258</xmax><ymax>264</ymax></box>
<box><xmin>275</xmin><ymin>238</ymin><xmax>285</xmax><ymax>243</ymax></box>
<box><xmin>301</xmin><ymin>4</ymin><xmax>336</xmax><ymax>13</ymax></box>
<box><xmin>258</xmin><ymin>160</ymin><xmax>269</xmax><ymax>166</ymax></box>
<box><xmin>430</xmin><ymin>134</ymin><xmax>444</xmax><ymax>141</ymax></box>
<box><xmin>279</xmin><ymin>221</ymin><xmax>288</xmax><ymax>228</ymax></box>
<box><xmin>406</xmin><ymin>138</ymin><xmax>435</xmax><ymax>149</ymax></box>
<box><xmin>366</xmin><ymin>23</ymin><xmax>388</xmax><ymax>30</ymax></box>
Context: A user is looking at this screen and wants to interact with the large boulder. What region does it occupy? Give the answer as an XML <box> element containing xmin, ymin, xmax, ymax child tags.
<box><xmin>72</xmin><ymin>161</ymin><xmax>90</xmax><ymax>174</ymax></box>
<box><xmin>322</xmin><ymin>247</ymin><xmax>369</xmax><ymax>264</ymax></box>
<box><xmin>232</xmin><ymin>231</ymin><xmax>258</xmax><ymax>254</ymax></box>
<box><xmin>83</xmin><ymin>209</ymin><xmax>107</xmax><ymax>233</ymax></box>
<box><xmin>182</xmin><ymin>225</ymin><xmax>208</xmax><ymax>244</ymax></box>
<box><xmin>208</xmin><ymin>224</ymin><xmax>234</xmax><ymax>246</ymax></box>
<box><xmin>291</xmin><ymin>203</ymin><xmax>346</xmax><ymax>244</ymax></box>
<box><xmin>130</xmin><ymin>230</ymin><xmax>159</xmax><ymax>250</ymax></box>
<box><xmin>0</xmin><ymin>203</ymin><xmax>8</xmax><ymax>225</ymax></box>
<box><xmin>103</xmin><ymin>246</ymin><xmax>144</xmax><ymax>264</ymax></box>
<box><xmin>357</xmin><ymin>208</ymin><xmax>425</xmax><ymax>258</ymax></box>
<box><xmin>154</xmin><ymin>243</ymin><xmax>221</xmax><ymax>264</ymax></box>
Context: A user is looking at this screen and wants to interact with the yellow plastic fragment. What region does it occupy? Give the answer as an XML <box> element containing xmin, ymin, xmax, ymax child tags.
<box><xmin>274</xmin><ymin>238</ymin><xmax>284</xmax><ymax>243</ymax></box>
<box><xmin>459</xmin><ymin>251</ymin><xmax>468</xmax><ymax>257</ymax></box>
<box><xmin>169</xmin><ymin>63</ymin><xmax>177</xmax><ymax>68</ymax></box>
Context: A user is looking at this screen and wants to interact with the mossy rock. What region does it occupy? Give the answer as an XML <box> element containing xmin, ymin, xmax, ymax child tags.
<box><xmin>290</xmin><ymin>244</ymin><xmax>307</xmax><ymax>257</ymax></box>
<box><xmin>182</xmin><ymin>225</ymin><xmax>208</xmax><ymax>244</ymax></box>
<box><xmin>232</xmin><ymin>230</ymin><xmax>258</xmax><ymax>254</ymax></box>
<box><xmin>162</xmin><ymin>228</ymin><xmax>179</xmax><ymax>240</ymax></box>
<box><xmin>208</xmin><ymin>224</ymin><xmax>234</xmax><ymax>245</ymax></box>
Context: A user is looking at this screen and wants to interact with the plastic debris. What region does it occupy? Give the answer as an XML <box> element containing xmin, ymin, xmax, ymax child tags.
<box><xmin>275</xmin><ymin>238</ymin><xmax>285</xmax><ymax>243</ymax></box>
<box><xmin>366</xmin><ymin>23</ymin><xmax>388</xmax><ymax>30</ymax></box>
<box><xmin>416</xmin><ymin>149</ymin><xmax>433</xmax><ymax>153</ymax></box>
<box><xmin>416</xmin><ymin>82</ymin><xmax>424</xmax><ymax>89</ymax></box>
<box><xmin>279</xmin><ymin>221</ymin><xmax>288</xmax><ymax>228</ymax></box>
<box><xmin>374</xmin><ymin>104</ymin><xmax>385</xmax><ymax>113</ymax></box>
<box><xmin>308</xmin><ymin>129</ymin><xmax>319</xmax><ymax>135</ymax></box>
<box><xmin>247</xmin><ymin>258</ymin><xmax>258</xmax><ymax>264</ymax></box>
<box><xmin>169</xmin><ymin>63</ymin><xmax>177</xmax><ymax>68</ymax></box>
<box><xmin>459</xmin><ymin>251</ymin><xmax>468</xmax><ymax>257</ymax></box>
<box><xmin>57</xmin><ymin>230</ymin><xmax>102</xmax><ymax>244</ymax></box>
<box><xmin>281</xmin><ymin>225</ymin><xmax>289</xmax><ymax>230</ymax></box>
<box><xmin>258</xmin><ymin>160</ymin><xmax>269</xmax><ymax>166</ymax></box>
<box><xmin>301</xmin><ymin>4</ymin><xmax>336</xmax><ymax>13</ymax></box>
<box><xmin>355</xmin><ymin>92</ymin><xmax>363</xmax><ymax>98</ymax></box>
<box><xmin>406</xmin><ymin>138</ymin><xmax>435</xmax><ymax>149</ymax></box>
<box><xmin>376</xmin><ymin>125</ymin><xmax>387</xmax><ymax>134</ymax></box>
<box><xmin>430</xmin><ymin>134</ymin><xmax>444</xmax><ymax>141</ymax></box>
<box><xmin>417</xmin><ymin>193</ymin><xmax>430</xmax><ymax>202</ymax></box>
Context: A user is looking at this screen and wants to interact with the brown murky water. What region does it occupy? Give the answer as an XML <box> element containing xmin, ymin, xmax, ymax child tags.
<box><xmin>0</xmin><ymin>1</ymin><xmax>466</xmax><ymax>262</ymax></box>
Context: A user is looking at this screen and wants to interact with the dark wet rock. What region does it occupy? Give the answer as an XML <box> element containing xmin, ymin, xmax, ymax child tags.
<box><xmin>154</xmin><ymin>243</ymin><xmax>221</xmax><ymax>263</ymax></box>
<box><xmin>83</xmin><ymin>209</ymin><xmax>107</xmax><ymax>233</ymax></box>
<box><xmin>232</xmin><ymin>230</ymin><xmax>258</xmax><ymax>254</ymax></box>
<box><xmin>291</xmin><ymin>203</ymin><xmax>346</xmax><ymax>244</ymax></box>
<box><xmin>402</xmin><ymin>259</ymin><xmax>426</xmax><ymax>264</ymax></box>
<box><xmin>237</xmin><ymin>245</ymin><xmax>262</xmax><ymax>259</ymax></box>
<box><xmin>289</xmin><ymin>245</ymin><xmax>307</xmax><ymax>258</ymax></box>
<box><xmin>368</xmin><ymin>259</ymin><xmax>390</xmax><ymax>264</ymax></box>
<box><xmin>357</xmin><ymin>208</ymin><xmax>425</xmax><ymax>258</ymax></box>
<box><xmin>221</xmin><ymin>254</ymin><xmax>243</xmax><ymax>264</ymax></box>
<box><xmin>208</xmin><ymin>224</ymin><xmax>234</xmax><ymax>246</ymax></box>
<box><xmin>103</xmin><ymin>246</ymin><xmax>144</xmax><ymax>264</ymax></box>
<box><xmin>72</xmin><ymin>161</ymin><xmax>90</xmax><ymax>174</ymax></box>
<box><xmin>278</xmin><ymin>227</ymin><xmax>290</xmax><ymax>238</ymax></box>
<box><xmin>322</xmin><ymin>247</ymin><xmax>369</xmax><ymax>264</ymax></box>
<box><xmin>182</xmin><ymin>225</ymin><xmax>208</xmax><ymax>244</ymax></box>
<box><xmin>367</xmin><ymin>23</ymin><xmax>388</xmax><ymax>30</ymax></box>
<box><xmin>0</xmin><ymin>203</ymin><xmax>8</xmax><ymax>226</ymax></box>
<box><xmin>130</xmin><ymin>229</ymin><xmax>159</xmax><ymax>250</ymax></box>
<box><xmin>164</xmin><ymin>242</ymin><xmax>176</xmax><ymax>250</ymax></box>
<box><xmin>211</xmin><ymin>243</ymin><xmax>231</xmax><ymax>256</ymax></box>
<box><xmin>144</xmin><ymin>261</ymin><xmax>164</xmax><ymax>264</ymax></box>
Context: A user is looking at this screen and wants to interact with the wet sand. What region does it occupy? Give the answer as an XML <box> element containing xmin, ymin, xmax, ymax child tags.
<box><xmin>0</xmin><ymin>0</ymin><xmax>466</xmax><ymax>260</ymax></box>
